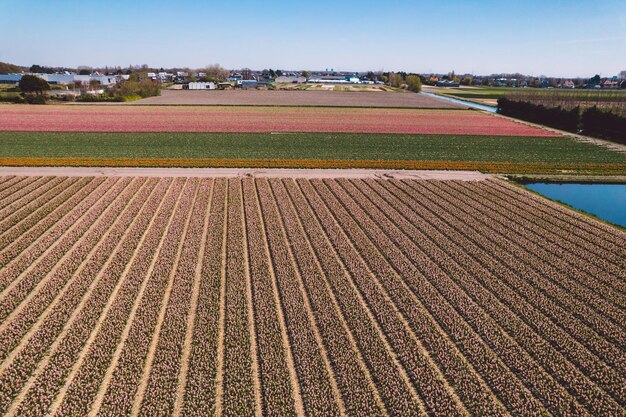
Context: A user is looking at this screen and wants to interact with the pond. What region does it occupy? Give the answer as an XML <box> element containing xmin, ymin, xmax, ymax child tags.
<box><xmin>525</xmin><ymin>183</ymin><xmax>626</xmax><ymax>228</ymax></box>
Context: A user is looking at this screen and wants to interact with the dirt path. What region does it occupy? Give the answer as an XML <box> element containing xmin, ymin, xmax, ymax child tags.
<box><xmin>0</xmin><ymin>167</ymin><xmax>490</xmax><ymax>180</ymax></box>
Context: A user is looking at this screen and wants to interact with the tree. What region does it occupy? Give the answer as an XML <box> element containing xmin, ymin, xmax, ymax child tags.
<box><xmin>448</xmin><ymin>71</ymin><xmax>460</xmax><ymax>83</ymax></box>
<box><xmin>269</xmin><ymin>69</ymin><xmax>276</xmax><ymax>78</ymax></box>
<box><xmin>589</xmin><ymin>74</ymin><xmax>601</xmax><ymax>86</ymax></box>
<box><xmin>239</xmin><ymin>68</ymin><xmax>253</xmax><ymax>80</ymax></box>
<box><xmin>301</xmin><ymin>70</ymin><xmax>310</xmax><ymax>79</ymax></box>
<box><xmin>88</xmin><ymin>79</ymin><xmax>101</xmax><ymax>91</ymax></box>
<box><xmin>19</xmin><ymin>75</ymin><xmax>50</xmax><ymax>95</ymax></box>
<box><xmin>29</xmin><ymin>64</ymin><xmax>54</xmax><ymax>74</ymax></box>
<box><xmin>388</xmin><ymin>72</ymin><xmax>404</xmax><ymax>88</ymax></box>
<box><xmin>276</xmin><ymin>69</ymin><xmax>283</xmax><ymax>77</ymax></box>
<box><xmin>0</xmin><ymin>61</ymin><xmax>23</xmax><ymax>74</ymax></box>
<box><xmin>406</xmin><ymin>75</ymin><xmax>422</xmax><ymax>92</ymax></box>
<box><xmin>201</xmin><ymin>64</ymin><xmax>229</xmax><ymax>82</ymax></box>
<box><xmin>461</xmin><ymin>76</ymin><xmax>473</xmax><ymax>86</ymax></box>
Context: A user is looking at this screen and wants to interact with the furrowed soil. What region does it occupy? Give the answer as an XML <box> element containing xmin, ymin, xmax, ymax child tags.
<box><xmin>0</xmin><ymin>173</ymin><xmax>624</xmax><ymax>416</ymax></box>
<box><xmin>130</xmin><ymin>89</ymin><xmax>465</xmax><ymax>108</ymax></box>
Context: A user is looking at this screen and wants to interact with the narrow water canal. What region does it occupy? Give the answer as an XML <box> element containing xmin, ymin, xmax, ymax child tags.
<box><xmin>420</xmin><ymin>92</ymin><xmax>498</xmax><ymax>112</ymax></box>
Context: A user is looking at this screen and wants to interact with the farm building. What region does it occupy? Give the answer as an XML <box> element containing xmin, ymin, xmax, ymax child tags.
<box><xmin>186</xmin><ymin>82</ymin><xmax>216</xmax><ymax>90</ymax></box>
<box><xmin>0</xmin><ymin>73</ymin><xmax>22</xmax><ymax>84</ymax></box>
<box><xmin>275</xmin><ymin>75</ymin><xmax>307</xmax><ymax>83</ymax></box>
<box><xmin>236</xmin><ymin>80</ymin><xmax>260</xmax><ymax>89</ymax></box>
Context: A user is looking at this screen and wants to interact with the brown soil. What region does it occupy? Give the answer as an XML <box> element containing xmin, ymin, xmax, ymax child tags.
<box><xmin>130</xmin><ymin>90</ymin><xmax>465</xmax><ymax>108</ymax></box>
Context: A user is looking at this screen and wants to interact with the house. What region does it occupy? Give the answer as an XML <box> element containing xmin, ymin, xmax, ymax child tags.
<box><xmin>157</xmin><ymin>72</ymin><xmax>174</xmax><ymax>82</ymax></box>
<box><xmin>561</xmin><ymin>80</ymin><xmax>575</xmax><ymax>89</ymax></box>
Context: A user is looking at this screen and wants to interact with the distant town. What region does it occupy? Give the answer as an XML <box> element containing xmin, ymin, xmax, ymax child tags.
<box><xmin>1</xmin><ymin>62</ymin><xmax>625</xmax><ymax>92</ymax></box>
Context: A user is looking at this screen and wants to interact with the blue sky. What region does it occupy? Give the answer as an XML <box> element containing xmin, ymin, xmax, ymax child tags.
<box><xmin>1</xmin><ymin>0</ymin><xmax>625</xmax><ymax>77</ymax></box>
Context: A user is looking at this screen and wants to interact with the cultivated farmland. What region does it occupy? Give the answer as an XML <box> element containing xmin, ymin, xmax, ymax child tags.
<box><xmin>0</xmin><ymin>105</ymin><xmax>554</xmax><ymax>135</ymax></box>
<box><xmin>131</xmin><ymin>89</ymin><xmax>464</xmax><ymax>108</ymax></box>
<box><xmin>1</xmin><ymin>131</ymin><xmax>625</xmax><ymax>175</ymax></box>
<box><xmin>0</xmin><ymin>173</ymin><xmax>624</xmax><ymax>416</ymax></box>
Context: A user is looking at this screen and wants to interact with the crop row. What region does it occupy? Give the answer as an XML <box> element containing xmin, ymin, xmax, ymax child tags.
<box><xmin>256</xmin><ymin>178</ymin><xmax>344</xmax><ymax>417</ymax></box>
<box><xmin>241</xmin><ymin>178</ymin><xmax>300</xmax><ymax>417</ymax></box>
<box><xmin>385</xmin><ymin>179</ymin><xmax>626</xmax><ymax>377</ymax></box>
<box><xmin>465</xmin><ymin>185</ymin><xmax>625</xmax><ymax>315</ymax></box>
<box><xmin>0</xmin><ymin>178</ymin><xmax>151</xmax><ymax>416</ymax></box>
<box><xmin>0</xmin><ymin>177</ymin><xmax>86</xmax><ymax>260</ymax></box>
<box><xmin>390</xmin><ymin>178</ymin><xmax>623</xmax><ymax>365</ymax></box>
<box><xmin>135</xmin><ymin>179</ymin><xmax>205</xmax><ymax>417</ymax></box>
<box><xmin>0</xmin><ymin>177</ymin><xmax>44</xmax><ymax>210</ymax></box>
<box><xmin>180</xmin><ymin>179</ymin><xmax>226</xmax><ymax>416</ymax></box>
<box><xmin>0</xmin><ymin>177</ymin><xmax>134</xmax><ymax>363</ymax></box>
<box><xmin>267</xmin><ymin>178</ymin><xmax>394</xmax><ymax>416</ymax></box>
<box><xmin>0</xmin><ymin>177</ymin><xmax>109</xmax><ymax>273</ymax></box>
<box><xmin>492</xmin><ymin>179</ymin><xmax>626</xmax><ymax>247</ymax></box>
<box><xmin>0</xmin><ymin>177</ymin><xmax>51</xmax><ymax>213</ymax></box>
<box><xmin>0</xmin><ymin>177</ymin><xmax>73</xmax><ymax>238</ymax></box>
<box><xmin>485</xmin><ymin>180</ymin><xmax>626</xmax><ymax>269</ymax></box>
<box><xmin>58</xmin><ymin>177</ymin><xmax>176</xmax><ymax>417</ymax></box>
<box><xmin>95</xmin><ymin>178</ymin><xmax>194</xmax><ymax>417</ymax></box>
<box><xmin>412</xmin><ymin>180</ymin><xmax>626</xmax><ymax>351</ymax></box>
<box><xmin>448</xmin><ymin>181</ymin><xmax>626</xmax><ymax>316</ymax></box>
<box><xmin>305</xmin><ymin>178</ymin><xmax>550</xmax><ymax>414</ymax></box>
<box><xmin>348</xmin><ymin>178</ymin><xmax>624</xmax><ymax>414</ymax></box>
<box><xmin>44</xmin><ymin>177</ymin><xmax>166</xmax><ymax>416</ymax></box>
<box><xmin>278</xmin><ymin>178</ymin><xmax>468</xmax><ymax>416</ymax></box>
<box><xmin>359</xmin><ymin>179</ymin><xmax>626</xmax><ymax>404</ymax></box>
<box><xmin>0</xmin><ymin>176</ymin><xmax>623</xmax><ymax>416</ymax></box>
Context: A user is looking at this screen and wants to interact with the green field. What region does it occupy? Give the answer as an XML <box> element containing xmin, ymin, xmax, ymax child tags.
<box><xmin>433</xmin><ymin>87</ymin><xmax>516</xmax><ymax>100</ymax></box>
<box><xmin>436</xmin><ymin>86</ymin><xmax>626</xmax><ymax>102</ymax></box>
<box><xmin>1</xmin><ymin>131</ymin><xmax>624</xmax><ymax>164</ymax></box>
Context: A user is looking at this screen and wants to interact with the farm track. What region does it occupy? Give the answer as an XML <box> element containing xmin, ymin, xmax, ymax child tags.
<box><xmin>0</xmin><ymin>175</ymin><xmax>623</xmax><ymax>416</ymax></box>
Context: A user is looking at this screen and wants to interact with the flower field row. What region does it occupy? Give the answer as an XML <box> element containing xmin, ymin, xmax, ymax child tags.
<box><xmin>1</xmin><ymin>158</ymin><xmax>625</xmax><ymax>175</ymax></box>
<box><xmin>0</xmin><ymin>105</ymin><xmax>557</xmax><ymax>136</ymax></box>
<box><xmin>0</xmin><ymin>175</ymin><xmax>624</xmax><ymax>416</ymax></box>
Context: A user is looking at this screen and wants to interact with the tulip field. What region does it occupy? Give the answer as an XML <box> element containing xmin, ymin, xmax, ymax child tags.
<box><xmin>0</xmin><ymin>173</ymin><xmax>624</xmax><ymax>417</ymax></box>
<box><xmin>0</xmin><ymin>105</ymin><xmax>554</xmax><ymax>135</ymax></box>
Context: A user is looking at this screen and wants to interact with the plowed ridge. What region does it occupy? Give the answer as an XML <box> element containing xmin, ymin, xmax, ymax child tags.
<box><xmin>0</xmin><ymin>175</ymin><xmax>623</xmax><ymax>417</ymax></box>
